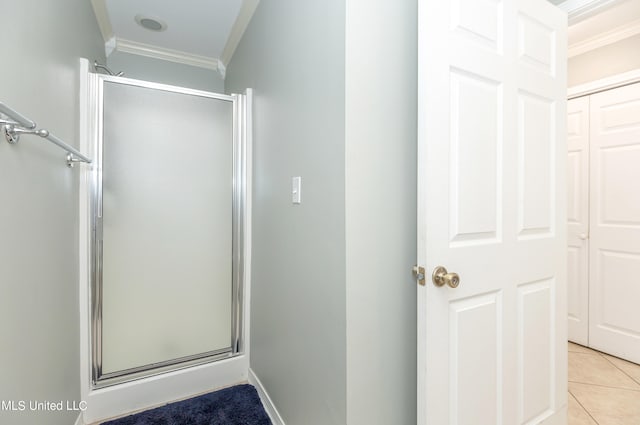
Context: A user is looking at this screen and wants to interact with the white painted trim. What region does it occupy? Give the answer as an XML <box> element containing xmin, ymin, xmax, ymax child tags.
<box><xmin>115</xmin><ymin>38</ymin><xmax>220</xmax><ymax>71</ymax></box>
<box><xmin>78</xmin><ymin>57</ymin><xmax>94</xmax><ymax>425</ymax></box>
<box><xmin>84</xmin><ymin>357</ymin><xmax>249</xmax><ymax>423</ymax></box>
<box><xmin>74</xmin><ymin>412</ymin><xmax>85</xmax><ymax>425</ymax></box>
<box><xmin>558</xmin><ymin>0</ymin><xmax>627</xmax><ymax>24</ymax></box>
<box><xmin>221</xmin><ymin>0</ymin><xmax>260</xmax><ymax>66</ymax></box>
<box><xmin>90</xmin><ymin>0</ymin><xmax>113</xmax><ymax>43</ymax></box>
<box><xmin>105</xmin><ymin>37</ymin><xmax>117</xmax><ymax>58</ymax></box>
<box><xmin>568</xmin><ymin>68</ymin><xmax>640</xmax><ymax>98</ymax></box>
<box><xmin>569</xmin><ymin>18</ymin><xmax>640</xmax><ymax>57</ymax></box>
<box><xmin>248</xmin><ymin>369</ymin><xmax>285</xmax><ymax>425</ymax></box>
<box><xmin>242</xmin><ymin>88</ymin><xmax>253</xmax><ymax>361</ymax></box>
<box><xmin>217</xmin><ymin>59</ymin><xmax>227</xmax><ymax>80</ymax></box>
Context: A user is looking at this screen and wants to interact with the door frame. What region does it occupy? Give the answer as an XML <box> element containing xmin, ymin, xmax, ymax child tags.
<box><xmin>568</xmin><ymin>68</ymin><xmax>640</xmax><ymax>99</ymax></box>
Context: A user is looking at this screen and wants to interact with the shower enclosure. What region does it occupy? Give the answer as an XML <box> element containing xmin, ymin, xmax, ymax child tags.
<box><xmin>86</xmin><ymin>73</ymin><xmax>247</xmax><ymax>388</ymax></box>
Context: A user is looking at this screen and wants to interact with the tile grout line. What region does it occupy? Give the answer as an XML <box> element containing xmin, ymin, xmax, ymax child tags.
<box><xmin>595</xmin><ymin>351</ymin><xmax>640</xmax><ymax>387</ymax></box>
<box><xmin>569</xmin><ymin>379</ymin><xmax>640</xmax><ymax>392</ymax></box>
<box><xmin>569</xmin><ymin>343</ymin><xmax>640</xmax><ymax>424</ymax></box>
<box><xmin>569</xmin><ymin>374</ymin><xmax>640</xmax><ymax>393</ymax></box>
<box><xmin>569</xmin><ymin>345</ymin><xmax>640</xmax><ymax>390</ymax></box>
<box><xmin>569</xmin><ymin>344</ymin><xmax>602</xmax><ymax>424</ymax></box>
<box><xmin>568</xmin><ymin>390</ymin><xmax>600</xmax><ymax>425</ymax></box>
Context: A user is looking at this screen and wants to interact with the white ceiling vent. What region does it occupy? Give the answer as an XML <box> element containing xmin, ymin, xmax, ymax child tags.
<box><xmin>135</xmin><ymin>15</ymin><xmax>167</xmax><ymax>32</ymax></box>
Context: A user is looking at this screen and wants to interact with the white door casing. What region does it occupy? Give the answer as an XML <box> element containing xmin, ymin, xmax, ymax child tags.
<box><xmin>567</xmin><ymin>96</ymin><xmax>590</xmax><ymax>346</ymax></box>
<box><xmin>588</xmin><ymin>82</ymin><xmax>640</xmax><ymax>364</ymax></box>
<box><xmin>417</xmin><ymin>0</ymin><xmax>567</xmax><ymax>424</ymax></box>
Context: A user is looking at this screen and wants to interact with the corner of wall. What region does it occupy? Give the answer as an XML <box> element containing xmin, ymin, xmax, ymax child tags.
<box><xmin>345</xmin><ymin>0</ymin><xmax>417</xmax><ymax>423</ymax></box>
<box><xmin>248</xmin><ymin>369</ymin><xmax>286</xmax><ymax>425</ymax></box>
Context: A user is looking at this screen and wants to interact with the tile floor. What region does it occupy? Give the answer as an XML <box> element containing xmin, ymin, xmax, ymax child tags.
<box><xmin>568</xmin><ymin>342</ymin><xmax>640</xmax><ymax>425</ymax></box>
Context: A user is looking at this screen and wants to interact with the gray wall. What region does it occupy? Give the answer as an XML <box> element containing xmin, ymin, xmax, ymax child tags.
<box><xmin>0</xmin><ymin>1</ymin><xmax>105</xmax><ymax>425</ymax></box>
<box><xmin>226</xmin><ymin>0</ymin><xmax>417</xmax><ymax>424</ymax></box>
<box><xmin>344</xmin><ymin>1</ymin><xmax>417</xmax><ymax>423</ymax></box>
<box><xmin>107</xmin><ymin>51</ymin><xmax>225</xmax><ymax>92</ymax></box>
<box><xmin>225</xmin><ymin>1</ymin><xmax>347</xmax><ymax>424</ymax></box>
<box><xmin>569</xmin><ymin>34</ymin><xmax>640</xmax><ymax>86</ymax></box>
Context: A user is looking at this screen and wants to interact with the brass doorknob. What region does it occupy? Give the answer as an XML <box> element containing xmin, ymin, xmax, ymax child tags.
<box><xmin>432</xmin><ymin>266</ymin><xmax>460</xmax><ymax>288</ymax></box>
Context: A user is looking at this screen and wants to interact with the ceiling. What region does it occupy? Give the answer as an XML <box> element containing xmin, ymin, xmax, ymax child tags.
<box><xmin>91</xmin><ymin>0</ymin><xmax>640</xmax><ymax>74</ymax></box>
<box><xmin>107</xmin><ymin>0</ymin><xmax>241</xmax><ymax>58</ymax></box>
<box><xmin>91</xmin><ymin>0</ymin><xmax>259</xmax><ymax>72</ymax></box>
<box><xmin>565</xmin><ymin>0</ymin><xmax>640</xmax><ymax>55</ymax></box>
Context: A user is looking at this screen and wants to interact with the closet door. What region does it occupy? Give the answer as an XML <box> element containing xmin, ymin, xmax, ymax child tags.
<box><xmin>589</xmin><ymin>82</ymin><xmax>640</xmax><ymax>363</ymax></box>
<box><xmin>567</xmin><ymin>96</ymin><xmax>590</xmax><ymax>346</ymax></box>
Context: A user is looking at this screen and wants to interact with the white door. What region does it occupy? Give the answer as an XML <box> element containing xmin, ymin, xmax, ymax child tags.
<box><xmin>417</xmin><ymin>0</ymin><xmax>567</xmax><ymax>424</ymax></box>
<box><xmin>567</xmin><ymin>96</ymin><xmax>590</xmax><ymax>346</ymax></box>
<box><xmin>588</xmin><ymin>82</ymin><xmax>640</xmax><ymax>364</ymax></box>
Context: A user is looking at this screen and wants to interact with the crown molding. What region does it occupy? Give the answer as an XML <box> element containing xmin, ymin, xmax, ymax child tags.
<box><xmin>569</xmin><ymin>18</ymin><xmax>640</xmax><ymax>57</ymax></box>
<box><xmin>104</xmin><ymin>37</ymin><xmax>117</xmax><ymax>57</ymax></box>
<box><xmin>91</xmin><ymin>0</ymin><xmax>114</xmax><ymax>43</ymax></box>
<box><xmin>90</xmin><ymin>0</ymin><xmax>258</xmax><ymax>76</ymax></box>
<box><xmin>558</xmin><ymin>0</ymin><xmax>627</xmax><ymax>25</ymax></box>
<box><xmin>115</xmin><ymin>38</ymin><xmax>220</xmax><ymax>71</ymax></box>
<box><xmin>217</xmin><ymin>59</ymin><xmax>227</xmax><ymax>79</ymax></box>
<box><xmin>221</xmin><ymin>0</ymin><xmax>260</xmax><ymax>66</ymax></box>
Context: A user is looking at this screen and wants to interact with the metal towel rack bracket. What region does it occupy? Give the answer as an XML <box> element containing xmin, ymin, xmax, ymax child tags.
<box><xmin>0</xmin><ymin>101</ymin><xmax>91</xmax><ymax>167</ymax></box>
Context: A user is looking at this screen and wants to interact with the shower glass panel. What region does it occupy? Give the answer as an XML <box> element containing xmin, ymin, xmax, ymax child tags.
<box><xmin>92</xmin><ymin>77</ymin><xmax>244</xmax><ymax>386</ymax></box>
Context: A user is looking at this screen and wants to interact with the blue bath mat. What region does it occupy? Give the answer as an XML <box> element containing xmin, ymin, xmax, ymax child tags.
<box><xmin>102</xmin><ymin>384</ymin><xmax>272</xmax><ymax>425</ymax></box>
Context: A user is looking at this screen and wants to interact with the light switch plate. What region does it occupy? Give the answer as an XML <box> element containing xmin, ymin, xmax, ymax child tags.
<box><xmin>292</xmin><ymin>176</ymin><xmax>301</xmax><ymax>204</ymax></box>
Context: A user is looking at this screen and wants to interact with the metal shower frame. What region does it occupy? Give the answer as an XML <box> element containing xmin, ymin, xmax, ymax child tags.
<box><xmin>89</xmin><ymin>74</ymin><xmax>247</xmax><ymax>388</ymax></box>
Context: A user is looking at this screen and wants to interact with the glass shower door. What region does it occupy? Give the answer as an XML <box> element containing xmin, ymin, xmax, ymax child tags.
<box><xmin>93</xmin><ymin>78</ymin><xmax>243</xmax><ymax>385</ymax></box>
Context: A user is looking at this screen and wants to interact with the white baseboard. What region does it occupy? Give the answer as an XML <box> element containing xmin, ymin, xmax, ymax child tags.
<box><xmin>78</xmin><ymin>369</ymin><xmax>277</xmax><ymax>425</ymax></box>
<box><xmin>83</xmin><ymin>355</ymin><xmax>248</xmax><ymax>424</ymax></box>
<box><xmin>248</xmin><ymin>368</ymin><xmax>285</xmax><ymax>425</ymax></box>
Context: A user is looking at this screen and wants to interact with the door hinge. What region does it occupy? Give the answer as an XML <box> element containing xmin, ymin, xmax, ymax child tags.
<box><xmin>413</xmin><ymin>265</ymin><xmax>426</xmax><ymax>286</ymax></box>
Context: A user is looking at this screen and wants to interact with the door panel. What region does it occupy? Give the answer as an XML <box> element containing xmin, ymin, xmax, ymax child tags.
<box><xmin>599</xmin><ymin>148</ymin><xmax>640</xmax><ymax>224</ymax></box>
<box><xmin>417</xmin><ymin>0</ymin><xmax>567</xmax><ymax>423</ymax></box>
<box><xmin>567</xmin><ymin>96</ymin><xmax>590</xmax><ymax>345</ymax></box>
<box><xmin>451</xmin><ymin>0</ymin><xmax>502</xmax><ymax>53</ymax></box>
<box><xmin>517</xmin><ymin>91</ymin><xmax>554</xmax><ymax>238</ymax></box>
<box><xmin>100</xmin><ymin>81</ymin><xmax>234</xmax><ymax>376</ymax></box>
<box><xmin>517</xmin><ymin>13</ymin><xmax>555</xmax><ymax>77</ymax></box>
<box><xmin>450</xmin><ymin>292</ymin><xmax>501</xmax><ymax>425</ymax></box>
<box><xmin>449</xmin><ymin>69</ymin><xmax>501</xmax><ymax>245</ymax></box>
<box><xmin>518</xmin><ymin>278</ymin><xmax>554</xmax><ymax>424</ymax></box>
<box><xmin>589</xmin><ymin>82</ymin><xmax>640</xmax><ymax>363</ymax></box>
